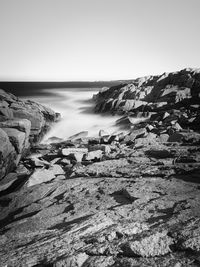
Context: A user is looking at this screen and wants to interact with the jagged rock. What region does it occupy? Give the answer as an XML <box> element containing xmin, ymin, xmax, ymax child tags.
<box><xmin>94</xmin><ymin>68</ymin><xmax>200</xmax><ymax>116</ymax></box>
<box><xmin>124</xmin><ymin>127</ymin><xmax>147</xmax><ymax>143</ymax></box>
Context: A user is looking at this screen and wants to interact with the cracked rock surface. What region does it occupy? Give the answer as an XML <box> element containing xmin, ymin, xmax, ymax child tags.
<box><xmin>0</xmin><ymin>132</ymin><xmax>200</xmax><ymax>267</ymax></box>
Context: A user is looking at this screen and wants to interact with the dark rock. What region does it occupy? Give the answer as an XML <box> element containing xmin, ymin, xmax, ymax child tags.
<box><xmin>168</xmin><ymin>133</ymin><xmax>184</xmax><ymax>143</ymax></box>
<box><xmin>145</xmin><ymin>148</ymin><xmax>175</xmax><ymax>159</ymax></box>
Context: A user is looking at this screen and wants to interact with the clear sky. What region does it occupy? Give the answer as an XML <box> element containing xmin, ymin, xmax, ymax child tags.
<box><xmin>0</xmin><ymin>0</ymin><xmax>200</xmax><ymax>81</ymax></box>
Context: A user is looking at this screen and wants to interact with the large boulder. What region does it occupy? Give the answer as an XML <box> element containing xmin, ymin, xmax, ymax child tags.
<box><xmin>0</xmin><ymin>89</ymin><xmax>60</xmax><ymax>180</ymax></box>
<box><xmin>0</xmin><ymin>89</ymin><xmax>59</xmax><ymax>144</ymax></box>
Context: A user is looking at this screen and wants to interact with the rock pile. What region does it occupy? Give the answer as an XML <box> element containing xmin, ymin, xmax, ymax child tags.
<box><xmin>94</xmin><ymin>68</ymin><xmax>200</xmax><ymax>133</ymax></box>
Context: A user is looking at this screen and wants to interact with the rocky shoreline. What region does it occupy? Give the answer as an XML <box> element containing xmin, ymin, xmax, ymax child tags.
<box><xmin>0</xmin><ymin>89</ymin><xmax>60</xmax><ymax>182</ymax></box>
<box><xmin>0</xmin><ymin>68</ymin><xmax>200</xmax><ymax>267</ymax></box>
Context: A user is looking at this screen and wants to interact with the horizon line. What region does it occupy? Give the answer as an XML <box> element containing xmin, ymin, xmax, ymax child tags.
<box><xmin>0</xmin><ymin>66</ymin><xmax>199</xmax><ymax>84</ymax></box>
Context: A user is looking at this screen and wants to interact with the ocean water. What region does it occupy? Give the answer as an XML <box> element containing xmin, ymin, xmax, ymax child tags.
<box><xmin>21</xmin><ymin>88</ymin><xmax>123</xmax><ymax>142</ymax></box>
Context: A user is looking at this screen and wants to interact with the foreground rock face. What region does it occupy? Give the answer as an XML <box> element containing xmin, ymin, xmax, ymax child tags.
<box><xmin>0</xmin><ymin>124</ymin><xmax>200</xmax><ymax>266</ymax></box>
<box><xmin>0</xmin><ymin>89</ymin><xmax>60</xmax><ymax>180</ymax></box>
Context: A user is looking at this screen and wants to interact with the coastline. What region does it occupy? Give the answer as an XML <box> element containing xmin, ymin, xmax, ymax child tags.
<box><xmin>0</xmin><ymin>68</ymin><xmax>200</xmax><ymax>266</ymax></box>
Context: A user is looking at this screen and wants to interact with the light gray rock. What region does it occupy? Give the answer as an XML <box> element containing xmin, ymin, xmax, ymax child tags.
<box><xmin>85</xmin><ymin>150</ymin><xmax>103</xmax><ymax>161</ymax></box>
<box><xmin>0</xmin><ymin>119</ymin><xmax>31</xmax><ymax>136</ymax></box>
<box><xmin>27</xmin><ymin>164</ymin><xmax>64</xmax><ymax>187</ymax></box>
<box><xmin>62</xmin><ymin>147</ymin><xmax>88</xmax><ymax>162</ymax></box>
<box><xmin>123</xmin><ymin>231</ymin><xmax>173</xmax><ymax>257</ymax></box>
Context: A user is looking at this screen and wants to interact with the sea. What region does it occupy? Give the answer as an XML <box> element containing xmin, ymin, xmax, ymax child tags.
<box><xmin>0</xmin><ymin>82</ymin><xmax>125</xmax><ymax>142</ymax></box>
<box><xmin>22</xmin><ymin>87</ymin><xmax>123</xmax><ymax>142</ymax></box>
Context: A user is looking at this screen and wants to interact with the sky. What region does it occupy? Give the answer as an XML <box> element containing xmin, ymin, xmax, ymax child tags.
<box><xmin>0</xmin><ymin>0</ymin><xmax>200</xmax><ymax>81</ymax></box>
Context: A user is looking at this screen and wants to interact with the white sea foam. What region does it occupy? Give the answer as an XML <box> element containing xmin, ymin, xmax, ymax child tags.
<box><xmin>23</xmin><ymin>88</ymin><xmax>124</xmax><ymax>142</ymax></box>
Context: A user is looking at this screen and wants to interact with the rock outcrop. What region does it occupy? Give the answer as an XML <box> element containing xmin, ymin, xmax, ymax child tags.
<box><xmin>0</xmin><ymin>89</ymin><xmax>60</xmax><ymax>180</ymax></box>
<box><xmin>94</xmin><ymin>68</ymin><xmax>200</xmax><ymax>132</ymax></box>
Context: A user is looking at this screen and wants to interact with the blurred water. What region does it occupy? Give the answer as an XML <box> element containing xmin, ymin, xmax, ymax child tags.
<box><xmin>22</xmin><ymin>88</ymin><xmax>122</xmax><ymax>141</ymax></box>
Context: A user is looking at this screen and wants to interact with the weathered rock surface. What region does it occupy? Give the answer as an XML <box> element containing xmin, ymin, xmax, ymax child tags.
<box><xmin>0</xmin><ymin>120</ymin><xmax>199</xmax><ymax>266</ymax></box>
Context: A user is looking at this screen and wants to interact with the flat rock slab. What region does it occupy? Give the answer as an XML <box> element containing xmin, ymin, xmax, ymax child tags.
<box><xmin>27</xmin><ymin>164</ymin><xmax>64</xmax><ymax>187</ymax></box>
<box><xmin>0</xmin><ymin>175</ymin><xmax>199</xmax><ymax>266</ymax></box>
<box><xmin>72</xmin><ymin>158</ymin><xmax>130</xmax><ymax>177</ymax></box>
